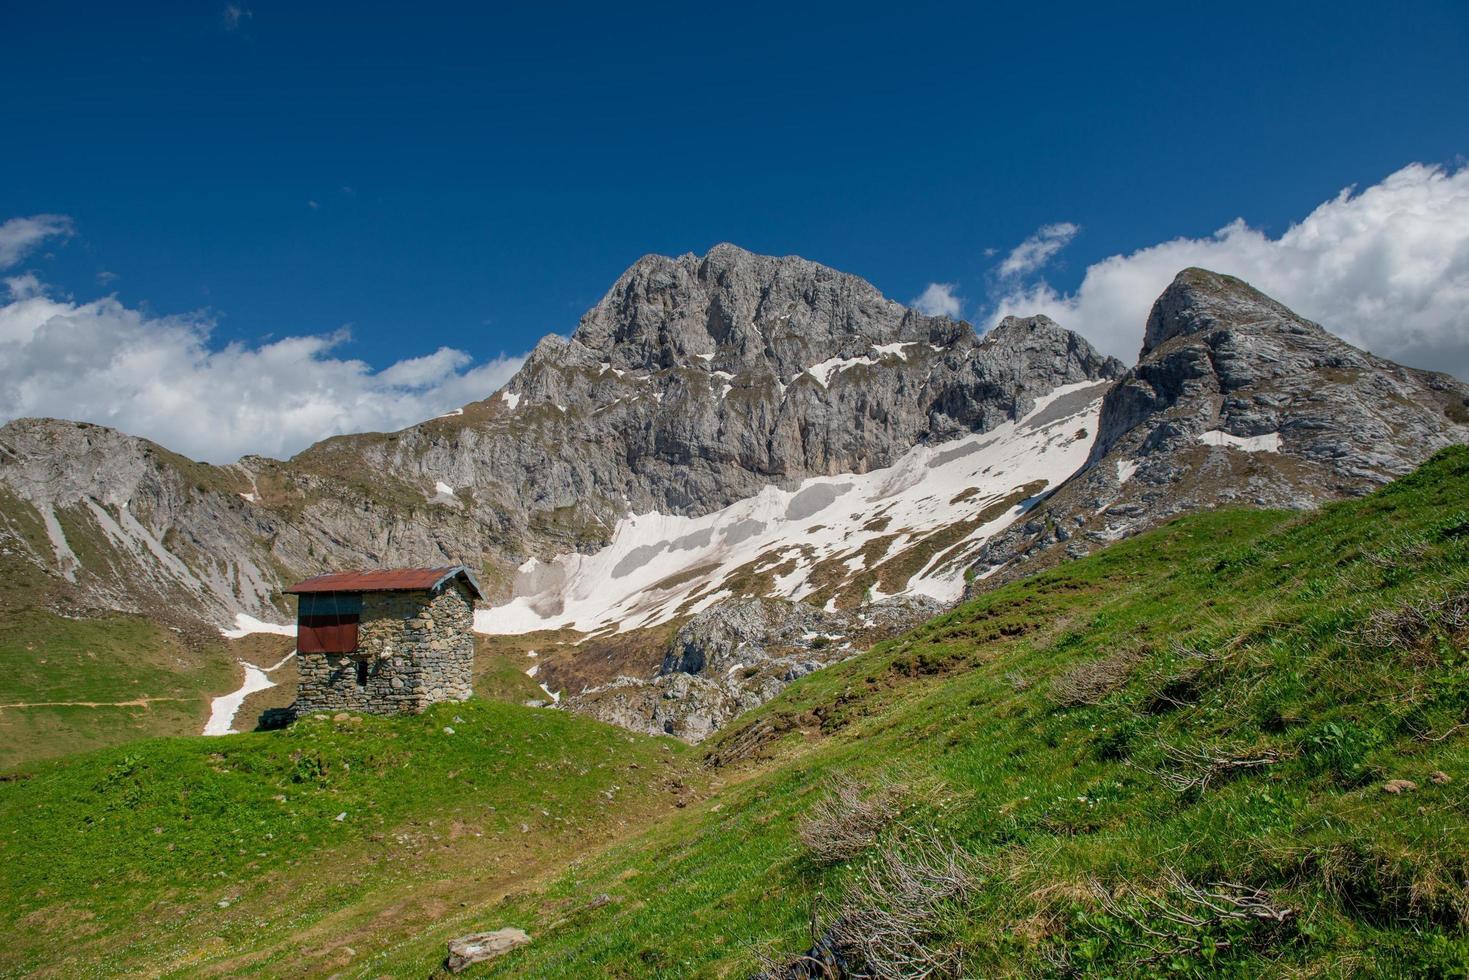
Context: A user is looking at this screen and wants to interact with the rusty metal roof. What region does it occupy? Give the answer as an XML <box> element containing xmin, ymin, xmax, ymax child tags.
<box><xmin>283</xmin><ymin>565</ymin><xmax>484</xmax><ymax>600</ymax></box>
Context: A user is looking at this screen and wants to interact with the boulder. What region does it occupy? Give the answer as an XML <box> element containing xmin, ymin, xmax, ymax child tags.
<box><xmin>445</xmin><ymin>928</ymin><xmax>531</xmax><ymax>973</ymax></box>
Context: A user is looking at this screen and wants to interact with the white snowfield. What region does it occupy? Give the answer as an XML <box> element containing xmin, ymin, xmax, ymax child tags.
<box><xmin>477</xmin><ymin>380</ymin><xmax>1110</xmax><ymax>637</ymax></box>
<box><xmin>221</xmin><ymin>613</ymin><xmax>296</xmax><ymax>640</ymax></box>
<box><xmin>1198</xmin><ymin>430</ymin><xmax>1282</xmax><ymax>453</ymax></box>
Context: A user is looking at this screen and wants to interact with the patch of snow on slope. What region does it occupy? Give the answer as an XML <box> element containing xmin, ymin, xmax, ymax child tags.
<box><xmin>1199</xmin><ymin>430</ymin><xmax>1282</xmax><ymax>453</ymax></box>
<box><xmin>221</xmin><ymin>613</ymin><xmax>296</xmax><ymax>640</ymax></box>
<box><xmin>1116</xmin><ymin>459</ymin><xmax>1139</xmax><ymax>484</ymax></box>
<box><xmin>804</xmin><ymin>342</ymin><xmax>918</xmax><ymax>387</ymax></box>
<box><xmin>500</xmin><ymin>391</ymin><xmax>521</xmax><ymax>410</ymax></box>
<box><xmin>435</xmin><ymin>481</ymin><xmax>455</xmax><ymax>496</ymax></box>
<box><xmin>203</xmin><ymin>650</ymin><xmax>294</xmax><ymax>736</ymax></box>
<box><xmin>477</xmin><ymin>380</ymin><xmax>1110</xmax><ymax>636</ymax></box>
<box><xmin>437</xmin><ymin>407</ymin><xmax>464</xmax><ymax>418</ymax></box>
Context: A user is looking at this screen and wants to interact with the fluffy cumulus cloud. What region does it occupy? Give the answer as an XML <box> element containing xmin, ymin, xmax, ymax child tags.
<box><xmin>0</xmin><ymin>275</ymin><xmax>524</xmax><ymax>463</ymax></box>
<box><xmin>989</xmin><ymin>163</ymin><xmax>1469</xmax><ymax>379</ymax></box>
<box><xmin>910</xmin><ymin>281</ymin><xmax>963</xmax><ymax>318</ymax></box>
<box><xmin>997</xmin><ymin>222</ymin><xmax>1079</xmax><ymax>279</ymax></box>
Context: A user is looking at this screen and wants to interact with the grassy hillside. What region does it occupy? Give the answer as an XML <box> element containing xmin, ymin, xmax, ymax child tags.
<box><xmin>0</xmin><ymin>610</ymin><xmax>245</xmax><ymax>768</ymax></box>
<box><xmin>3</xmin><ymin>447</ymin><xmax>1468</xmax><ymax>976</ymax></box>
<box><xmin>0</xmin><ymin>699</ymin><xmax>690</xmax><ymax>977</ymax></box>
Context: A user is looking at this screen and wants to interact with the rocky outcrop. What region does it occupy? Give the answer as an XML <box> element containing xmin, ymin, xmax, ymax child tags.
<box><xmin>446</xmin><ymin>928</ymin><xmax>531</xmax><ymax>973</ymax></box>
<box><xmin>563</xmin><ymin>595</ymin><xmax>941</xmax><ymax>742</ymax></box>
<box><xmin>968</xmin><ymin>268</ymin><xmax>1469</xmax><ymax>588</ymax></box>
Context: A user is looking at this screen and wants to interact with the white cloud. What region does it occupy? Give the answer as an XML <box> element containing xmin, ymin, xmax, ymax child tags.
<box><xmin>997</xmin><ymin>222</ymin><xmax>1079</xmax><ymax>279</ymax></box>
<box><xmin>0</xmin><ymin>276</ymin><xmax>525</xmax><ymax>463</ymax></box>
<box><xmin>910</xmin><ymin>282</ymin><xmax>963</xmax><ymax>318</ymax></box>
<box><xmin>224</xmin><ymin>4</ymin><xmax>252</xmax><ymax>30</ymax></box>
<box><xmin>0</xmin><ymin>215</ymin><xmax>72</xmax><ymax>270</ymax></box>
<box><xmin>989</xmin><ymin>163</ymin><xmax>1469</xmax><ymax>380</ymax></box>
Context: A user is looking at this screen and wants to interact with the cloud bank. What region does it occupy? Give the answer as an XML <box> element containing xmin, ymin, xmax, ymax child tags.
<box><xmin>0</xmin><ymin>220</ymin><xmax>524</xmax><ymax>463</ymax></box>
<box><xmin>989</xmin><ymin>163</ymin><xmax>1469</xmax><ymax>380</ymax></box>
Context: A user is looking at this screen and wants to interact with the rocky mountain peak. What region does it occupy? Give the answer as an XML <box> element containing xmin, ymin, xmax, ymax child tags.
<box><xmin>569</xmin><ymin>244</ymin><xmax>942</xmax><ymax>378</ymax></box>
<box><xmin>983</xmin><ymin>315</ymin><xmax>1128</xmax><ymax>383</ymax></box>
<box><xmin>971</xmin><ymin>270</ymin><xmax>1469</xmax><ymax>591</ymax></box>
<box><xmin>1140</xmin><ymin>267</ymin><xmax>1308</xmax><ymax>358</ymax></box>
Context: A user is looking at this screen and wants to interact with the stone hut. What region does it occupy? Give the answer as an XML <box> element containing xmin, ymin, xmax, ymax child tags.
<box><xmin>283</xmin><ymin>566</ymin><xmax>483</xmax><ymax>716</ymax></box>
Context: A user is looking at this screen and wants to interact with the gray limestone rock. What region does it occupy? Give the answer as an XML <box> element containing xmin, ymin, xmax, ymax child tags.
<box><xmin>565</xmin><ymin>594</ymin><xmax>941</xmax><ymax>742</ymax></box>
<box><xmin>968</xmin><ymin>268</ymin><xmax>1469</xmax><ymax>590</ymax></box>
<box><xmin>445</xmin><ymin>928</ymin><xmax>531</xmax><ymax>972</ymax></box>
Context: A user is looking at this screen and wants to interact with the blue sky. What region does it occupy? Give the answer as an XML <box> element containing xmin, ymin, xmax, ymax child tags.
<box><xmin>2</xmin><ymin>1</ymin><xmax>1467</xmax><ymax>460</ymax></box>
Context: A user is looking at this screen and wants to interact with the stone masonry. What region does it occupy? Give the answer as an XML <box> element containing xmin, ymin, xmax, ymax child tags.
<box><xmin>294</xmin><ymin>582</ymin><xmax>476</xmax><ymax>715</ymax></box>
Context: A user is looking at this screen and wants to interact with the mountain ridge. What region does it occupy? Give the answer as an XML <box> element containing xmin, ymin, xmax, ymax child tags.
<box><xmin>0</xmin><ymin>251</ymin><xmax>1463</xmax><ymax>665</ymax></box>
<box><xmin>0</xmin><ymin>245</ymin><xmax>1118</xmax><ymax>632</ymax></box>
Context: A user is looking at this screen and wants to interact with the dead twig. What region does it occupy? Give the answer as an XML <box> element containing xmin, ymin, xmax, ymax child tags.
<box><xmin>1138</xmin><ymin>743</ymin><xmax>1281</xmax><ymax>795</ymax></box>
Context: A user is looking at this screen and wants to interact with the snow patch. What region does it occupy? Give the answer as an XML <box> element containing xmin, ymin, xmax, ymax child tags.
<box><xmin>1198</xmin><ymin>430</ymin><xmax>1282</xmax><ymax>453</ymax></box>
<box><xmin>805</xmin><ymin>342</ymin><xmax>919</xmax><ymax>386</ymax></box>
<box><xmin>477</xmin><ymin>380</ymin><xmax>1109</xmax><ymax>634</ymax></box>
<box><xmin>435</xmin><ymin>481</ymin><xmax>455</xmax><ymax>496</ymax></box>
<box><xmin>221</xmin><ymin>613</ymin><xmax>296</xmax><ymax>640</ymax></box>
<box><xmin>203</xmin><ymin>650</ymin><xmax>294</xmax><ymax>736</ymax></box>
<box><xmin>500</xmin><ymin>391</ymin><xmax>521</xmax><ymax>410</ymax></box>
<box><xmin>437</xmin><ymin>407</ymin><xmax>464</xmax><ymax>418</ymax></box>
<box><xmin>1116</xmin><ymin>459</ymin><xmax>1139</xmax><ymax>484</ymax></box>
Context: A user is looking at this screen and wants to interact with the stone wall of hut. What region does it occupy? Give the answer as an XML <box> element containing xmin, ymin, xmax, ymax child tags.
<box><xmin>294</xmin><ymin>583</ymin><xmax>475</xmax><ymax>715</ymax></box>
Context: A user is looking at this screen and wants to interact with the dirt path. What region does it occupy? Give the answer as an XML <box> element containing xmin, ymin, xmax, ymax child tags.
<box><xmin>0</xmin><ymin>697</ymin><xmax>196</xmax><ymax>709</ymax></box>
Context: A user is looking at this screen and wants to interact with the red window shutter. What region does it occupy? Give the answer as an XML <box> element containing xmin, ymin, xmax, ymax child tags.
<box><xmin>298</xmin><ymin>618</ymin><xmax>327</xmax><ymax>654</ymax></box>
<box><xmin>296</xmin><ymin>614</ymin><xmax>359</xmax><ymax>654</ymax></box>
<box><xmin>339</xmin><ymin>618</ymin><xmax>359</xmax><ymax>653</ymax></box>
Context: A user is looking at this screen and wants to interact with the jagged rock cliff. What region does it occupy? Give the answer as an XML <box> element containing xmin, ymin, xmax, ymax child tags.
<box><xmin>969</xmin><ymin>268</ymin><xmax>1469</xmax><ymax>587</ymax></box>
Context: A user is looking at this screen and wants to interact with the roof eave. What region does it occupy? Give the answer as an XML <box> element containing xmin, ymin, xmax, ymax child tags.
<box><xmin>433</xmin><ymin>566</ymin><xmax>485</xmax><ymax>601</ymax></box>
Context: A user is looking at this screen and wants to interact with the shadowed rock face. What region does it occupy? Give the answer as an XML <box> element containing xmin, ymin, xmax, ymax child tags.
<box><xmin>969</xmin><ymin>268</ymin><xmax>1469</xmax><ymax>589</ymax></box>
<box><xmin>0</xmin><ymin>245</ymin><xmax>1121</xmax><ymax>624</ymax></box>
